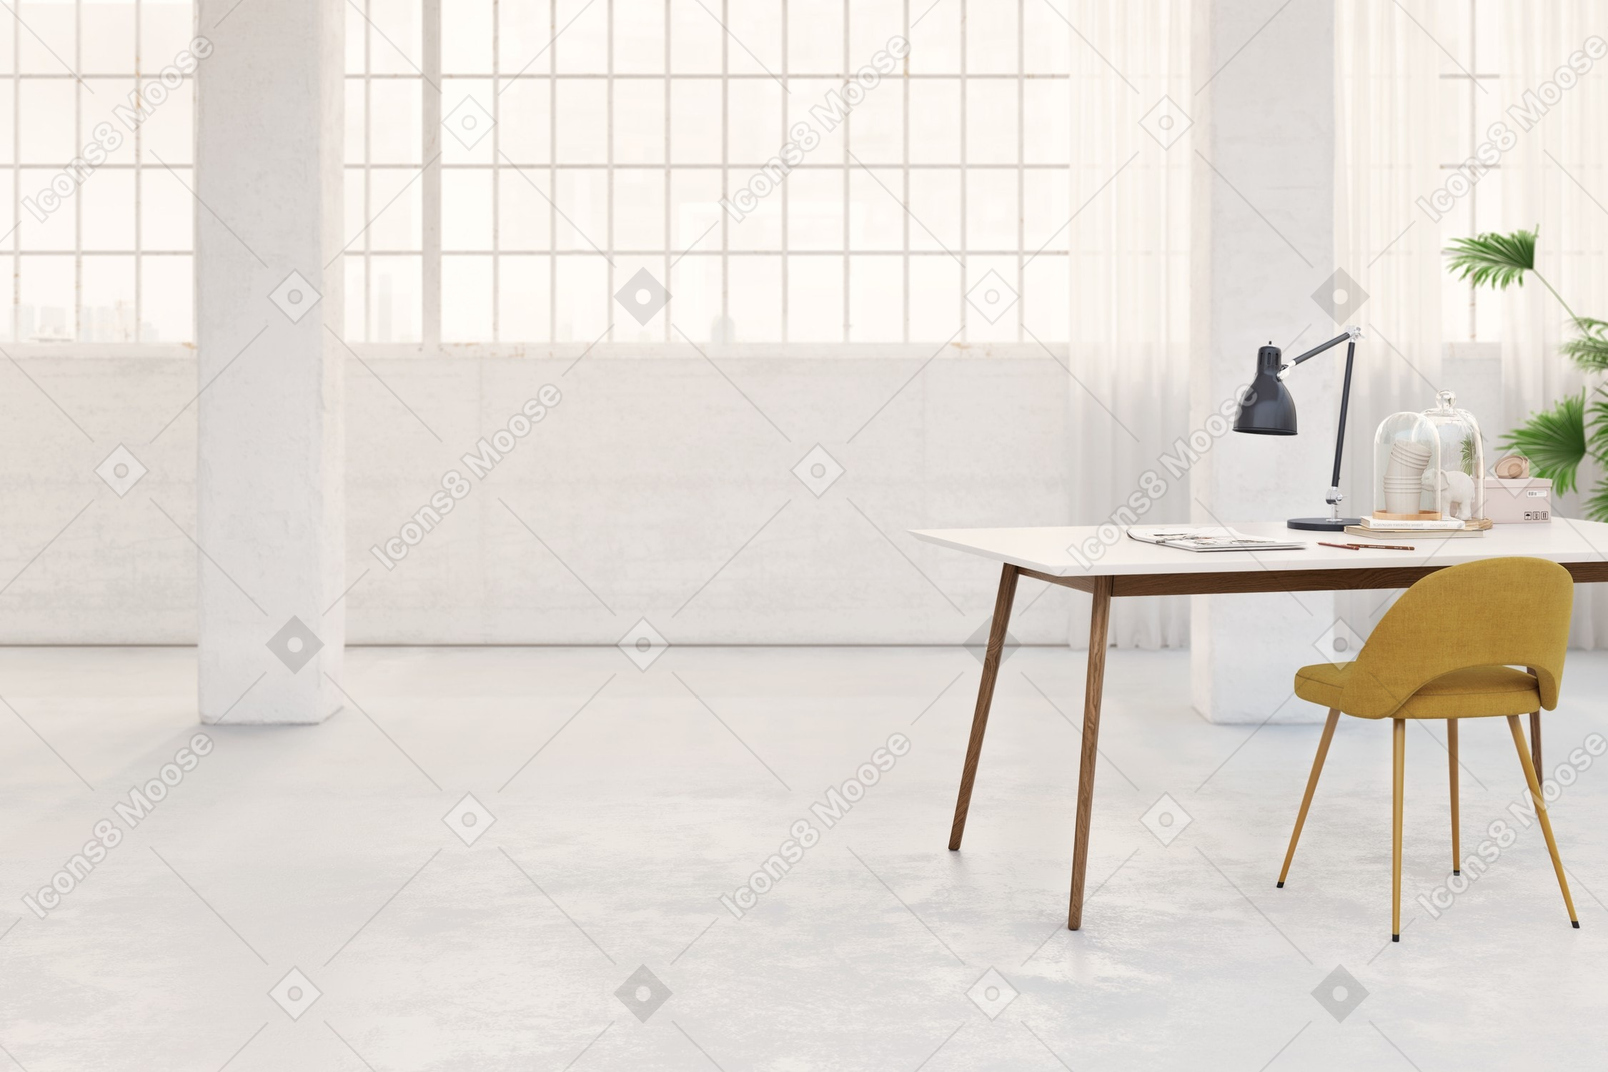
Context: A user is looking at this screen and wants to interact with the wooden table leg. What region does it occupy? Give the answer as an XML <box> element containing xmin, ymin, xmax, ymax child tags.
<box><xmin>1525</xmin><ymin>667</ymin><xmax>1542</xmax><ymax>773</ymax></box>
<box><xmin>948</xmin><ymin>564</ymin><xmax>1020</xmax><ymax>851</ymax></box>
<box><xmin>1068</xmin><ymin>575</ymin><xmax>1114</xmax><ymax>930</ymax></box>
<box><xmin>1530</xmin><ymin>710</ymin><xmax>1543</xmax><ymax>775</ymax></box>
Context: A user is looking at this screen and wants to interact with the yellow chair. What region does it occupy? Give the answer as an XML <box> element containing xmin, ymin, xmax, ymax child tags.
<box><xmin>1277</xmin><ymin>556</ymin><xmax>1578</xmax><ymax>941</ymax></box>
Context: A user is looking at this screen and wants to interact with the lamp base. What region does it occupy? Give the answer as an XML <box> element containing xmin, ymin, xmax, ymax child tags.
<box><xmin>1287</xmin><ymin>516</ymin><xmax>1362</xmax><ymax>532</ymax></box>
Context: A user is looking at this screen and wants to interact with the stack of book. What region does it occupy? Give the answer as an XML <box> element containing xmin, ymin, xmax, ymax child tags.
<box><xmin>1344</xmin><ymin>517</ymin><xmax>1491</xmax><ymax>540</ymax></box>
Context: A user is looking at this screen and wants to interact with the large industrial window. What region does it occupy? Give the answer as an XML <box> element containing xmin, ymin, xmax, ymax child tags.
<box><xmin>344</xmin><ymin>0</ymin><xmax>1073</xmax><ymax>347</ymax></box>
<box><xmin>4</xmin><ymin>0</ymin><xmax>197</xmax><ymax>345</ymax></box>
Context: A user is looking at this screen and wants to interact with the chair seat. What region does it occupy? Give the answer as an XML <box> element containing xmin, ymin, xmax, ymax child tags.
<box><xmin>1294</xmin><ymin>662</ymin><xmax>1542</xmax><ymax>719</ymax></box>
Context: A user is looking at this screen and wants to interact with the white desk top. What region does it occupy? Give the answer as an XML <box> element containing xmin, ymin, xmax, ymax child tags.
<box><xmin>911</xmin><ymin>520</ymin><xmax>1608</xmax><ymax>578</ymax></box>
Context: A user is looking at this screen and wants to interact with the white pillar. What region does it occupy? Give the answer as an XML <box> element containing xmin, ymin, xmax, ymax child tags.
<box><xmin>195</xmin><ymin>0</ymin><xmax>345</xmax><ymax>724</ymax></box>
<box><xmin>1189</xmin><ymin>0</ymin><xmax>1337</xmax><ymax>724</ymax></box>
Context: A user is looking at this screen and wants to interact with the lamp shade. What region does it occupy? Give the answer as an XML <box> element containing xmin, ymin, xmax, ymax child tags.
<box><xmin>1234</xmin><ymin>344</ymin><xmax>1297</xmax><ymax>435</ymax></box>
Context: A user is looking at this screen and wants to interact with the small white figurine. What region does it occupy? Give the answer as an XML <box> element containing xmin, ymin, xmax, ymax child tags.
<box><xmin>1422</xmin><ymin>468</ymin><xmax>1476</xmax><ymax>520</ymax></box>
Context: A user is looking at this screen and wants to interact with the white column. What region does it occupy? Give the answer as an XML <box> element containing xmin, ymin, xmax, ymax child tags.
<box><xmin>1189</xmin><ymin>0</ymin><xmax>1337</xmax><ymax>724</ymax></box>
<box><xmin>195</xmin><ymin>0</ymin><xmax>345</xmax><ymax>724</ymax></box>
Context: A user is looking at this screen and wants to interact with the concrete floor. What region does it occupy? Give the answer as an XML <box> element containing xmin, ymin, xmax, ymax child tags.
<box><xmin>2</xmin><ymin>645</ymin><xmax>1606</xmax><ymax>1071</ymax></box>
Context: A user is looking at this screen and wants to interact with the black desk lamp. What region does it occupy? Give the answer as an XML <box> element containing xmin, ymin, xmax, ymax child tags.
<box><xmin>1233</xmin><ymin>326</ymin><xmax>1363</xmax><ymax>532</ymax></box>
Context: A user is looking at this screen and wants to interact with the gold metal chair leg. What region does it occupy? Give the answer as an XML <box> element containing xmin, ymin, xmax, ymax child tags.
<box><xmin>1392</xmin><ymin>718</ymin><xmax>1405</xmax><ymax>942</ymax></box>
<box><xmin>1448</xmin><ymin>719</ymin><xmax>1460</xmax><ymax>874</ymax></box>
<box><xmin>1278</xmin><ymin>708</ymin><xmax>1340</xmax><ymax>887</ymax></box>
<box><xmin>1507</xmin><ymin>714</ymin><xmax>1579</xmax><ymax>928</ymax></box>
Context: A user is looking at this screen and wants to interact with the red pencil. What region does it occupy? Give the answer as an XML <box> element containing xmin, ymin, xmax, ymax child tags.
<box><xmin>1319</xmin><ymin>541</ymin><xmax>1416</xmax><ymax>551</ymax></box>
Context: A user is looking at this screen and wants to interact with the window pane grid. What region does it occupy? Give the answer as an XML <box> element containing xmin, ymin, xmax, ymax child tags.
<box><xmin>361</xmin><ymin>71</ymin><xmax>1066</xmax><ymax>79</ymax></box>
<box><xmin>347</xmin><ymin>0</ymin><xmax>427</xmax><ymax>343</ymax></box>
<box><xmin>361</xmin><ymin>0</ymin><xmax>371</xmax><ymax>341</ymax></box>
<box><xmin>8</xmin><ymin>0</ymin><xmax>193</xmax><ymax>343</ymax></box>
<box><xmin>347</xmin><ymin>0</ymin><xmax>1071</xmax><ymax>345</ymax></box>
<box><xmin>1438</xmin><ymin>0</ymin><xmax>1500</xmax><ymax>343</ymax></box>
<box><xmin>363</xmin><ymin>161</ymin><xmax>1073</xmax><ymax>168</ymax></box>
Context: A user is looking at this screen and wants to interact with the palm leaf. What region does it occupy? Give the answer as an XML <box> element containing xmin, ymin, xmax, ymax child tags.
<box><xmin>1590</xmin><ymin>389</ymin><xmax>1608</xmax><ymax>465</ymax></box>
<box><xmin>1581</xmin><ymin>393</ymin><xmax>1608</xmax><ymax>522</ymax></box>
<box><xmin>1563</xmin><ymin>317</ymin><xmax>1608</xmax><ymax>373</ymax></box>
<box><xmin>1585</xmin><ymin>476</ymin><xmax>1608</xmax><ymax>525</ymax></box>
<box><xmin>1444</xmin><ymin>229</ymin><xmax>1537</xmax><ymax>290</ymax></box>
<box><xmin>1498</xmin><ymin>390</ymin><xmax>1588</xmax><ymax>495</ymax></box>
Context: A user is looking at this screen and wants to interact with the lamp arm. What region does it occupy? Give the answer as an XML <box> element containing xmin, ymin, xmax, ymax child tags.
<box><xmin>1282</xmin><ymin>326</ymin><xmax>1362</xmax><ymax>516</ymax></box>
<box><xmin>1287</xmin><ymin>325</ymin><xmax>1363</xmax><ymax>368</ymax></box>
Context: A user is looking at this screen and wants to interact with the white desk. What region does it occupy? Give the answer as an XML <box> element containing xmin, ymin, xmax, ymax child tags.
<box><xmin>911</xmin><ymin>519</ymin><xmax>1608</xmax><ymax>929</ymax></box>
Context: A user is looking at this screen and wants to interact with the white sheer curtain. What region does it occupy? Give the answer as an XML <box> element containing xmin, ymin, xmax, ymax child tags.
<box><xmin>1333</xmin><ymin>0</ymin><xmax>1446</xmax><ymax>636</ymax></box>
<box><xmin>1066</xmin><ymin>0</ymin><xmax>1191</xmax><ymax>649</ymax></box>
<box><xmin>1499</xmin><ymin>0</ymin><xmax>1608</xmax><ymax>646</ymax></box>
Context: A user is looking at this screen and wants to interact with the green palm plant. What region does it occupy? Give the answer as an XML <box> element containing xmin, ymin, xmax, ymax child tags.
<box><xmin>1445</xmin><ymin>227</ymin><xmax>1608</xmax><ymax>519</ymax></box>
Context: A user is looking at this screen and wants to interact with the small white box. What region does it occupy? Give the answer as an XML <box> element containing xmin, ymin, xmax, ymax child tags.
<box><xmin>1483</xmin><ymin>477</ymin><xmax>1552</xmax><ymax>523</ymax></box>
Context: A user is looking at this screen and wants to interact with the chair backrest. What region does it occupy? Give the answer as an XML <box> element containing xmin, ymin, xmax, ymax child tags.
<box><xmin>1341</xmin><ymin>556</ymin><xmax>1573</xmax><ymax>719</ymax></box>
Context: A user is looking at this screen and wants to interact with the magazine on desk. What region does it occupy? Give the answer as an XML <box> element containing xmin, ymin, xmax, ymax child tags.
<box><xmin>1126</xmin><ymin>526</ymin><xmax>1306</xmax><ymax>553</ymax></box>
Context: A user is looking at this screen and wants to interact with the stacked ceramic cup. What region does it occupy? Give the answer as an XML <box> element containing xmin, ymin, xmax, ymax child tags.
<box><xmin>1383</xmin><ymin>440</ymin><xmax>1432</xmax><ymax>515</ymax></box>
